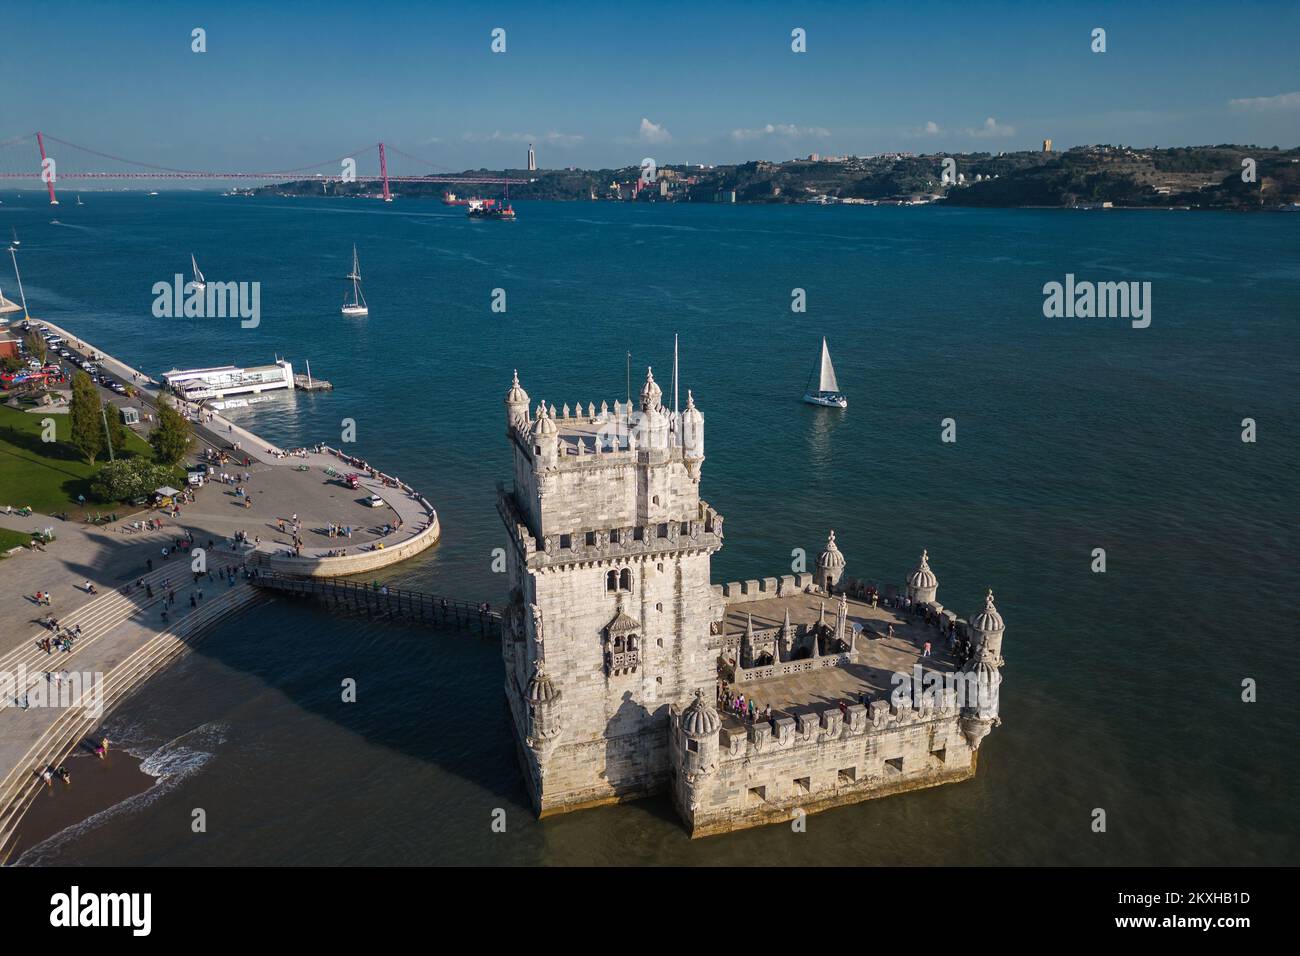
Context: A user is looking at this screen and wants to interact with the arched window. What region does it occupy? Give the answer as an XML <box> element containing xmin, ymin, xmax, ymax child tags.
<box><xmin>606</xmin><ymin>570</ymin><xmax>618</xmax><ymax>592</ymax></box>
<box><xmin>619</xmin><ymin>568</ymin><xmax>632</xmax><ymax>591</ymax></box>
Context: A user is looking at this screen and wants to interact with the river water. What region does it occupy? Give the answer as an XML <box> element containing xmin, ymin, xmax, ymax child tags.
<box><xmin>5</xmin><ymin>193</ymin><xmax>1298</xmax><ymax>864</ymax></box>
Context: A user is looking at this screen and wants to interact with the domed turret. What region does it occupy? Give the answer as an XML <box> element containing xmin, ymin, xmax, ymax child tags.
<box><xmin>525</xmin><ymin>661</ymin><xmax>562</xmax><ymax>746</ymax></box>
<box><xmin>906</xmin><ymin>549</ymin><xmax>938</xmax><ymax>605</ymax></box>
<box><xmin>677</xmin><ymin>689</ymin><xmax>720</xmax><ymax>780</ymax></box>
<box><xmin>960</xmin><ymin>590</ymin><xmax>1006</xmax><ymax>750</ymax></box>
<box><xmin>640</xmin><ymin>366</ymin><xmax>663</xmax><ymax>413</ymax></box>
<box><xmin>817</xmin><ymin>530</ymin><xmax>846</xmax><ymax>591</ymax></box>
<box><xmin>504</xmin><ymin>370</ymin><xmax>530</xmax><ymax>435</ymax></box>
<box><xmin>681</xmin><ymin>390</ymin><xmax>705</xmax><ymax>479</ymax></box>
<box><xmin>530</xmin><ymin>401</ymin><xmax>559</xmax><ymax>468</ymax></box>
<box><xmin>681</xmin><ymin>689</ymin><xmax>721</xmax><ymax>738</ymax></box>
<box><xmin>969</xmin><ymin>589</ymin><xmax>1006</xmax><ymax>663</ymax></box>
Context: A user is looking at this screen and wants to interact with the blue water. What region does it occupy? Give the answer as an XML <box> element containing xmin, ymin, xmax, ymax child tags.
<box><xmin>6</xmin><ymin>193</ymin><xmax>1299</xmax><ymax>864</ymax></box>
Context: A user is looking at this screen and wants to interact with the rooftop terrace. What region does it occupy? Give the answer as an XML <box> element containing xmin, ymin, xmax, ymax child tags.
<box><xmin>716</xmin><ymin>590</ymin><xmax>961</xmax><ymax>728</ymax></box>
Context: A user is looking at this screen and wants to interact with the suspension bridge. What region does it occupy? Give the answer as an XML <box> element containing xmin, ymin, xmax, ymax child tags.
<box><xmin>0</xmin><ymin>132</ymin><xmax>532</xmax><ymax>204</ymax></box>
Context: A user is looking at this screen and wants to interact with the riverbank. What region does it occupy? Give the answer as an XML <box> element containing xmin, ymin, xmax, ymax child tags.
<box><xmin>0</xmin><ymin>317</ymin><xmax>446</xmax><ymax>862</ymax></box>
<box><xmin>6</xmin><ymin>749</ymin><xmax>156</xmax><ymax>862</ymax></box>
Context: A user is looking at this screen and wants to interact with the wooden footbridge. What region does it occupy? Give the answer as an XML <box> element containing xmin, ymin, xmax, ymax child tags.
<box><xmin>253</xmin><ymin>571</ymin><xmax>502</xmax><ymax>636</ymax></box>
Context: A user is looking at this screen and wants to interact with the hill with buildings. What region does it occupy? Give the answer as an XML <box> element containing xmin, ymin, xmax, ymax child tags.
<box><xmin>254</xmin><ymin>145</ymin><xmax>1300</xmax><ymax>210</ymax></box>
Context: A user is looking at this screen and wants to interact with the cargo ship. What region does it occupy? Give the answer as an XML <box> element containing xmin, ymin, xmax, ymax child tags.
<box><xmin>466</xmin><ymin>197</ymin><xmax>516</xmax><ymax>221</ymax></box>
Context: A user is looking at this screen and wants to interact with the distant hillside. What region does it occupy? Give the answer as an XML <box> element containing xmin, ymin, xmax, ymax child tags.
<box><xmin>942</xmin><ymin>145</ymin><xmax>1300</xmax><ymax>209</ymax></box>
<box><xmin>254</xmin><ymin>145</ymin><xmax>1300</xmax><ymax>210</ymax></box>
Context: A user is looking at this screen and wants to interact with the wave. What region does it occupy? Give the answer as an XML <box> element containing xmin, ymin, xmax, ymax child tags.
<box><xmin>14</xmin><ymin>722</ymin><xmax>228</xmax><ymax>866</ymax></box>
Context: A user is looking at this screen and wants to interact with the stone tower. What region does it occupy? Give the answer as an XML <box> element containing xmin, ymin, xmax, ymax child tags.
<box><xmin>497</xmin><ymin>368</ymin><xmax>725</xmax><ymax>816</ymax></box>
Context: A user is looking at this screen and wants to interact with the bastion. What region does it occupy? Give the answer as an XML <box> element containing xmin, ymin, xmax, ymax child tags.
<box><xmin>496</xmin><ymin>368</ymin><xmax>1006</xmax><ymax>836</ymax></box>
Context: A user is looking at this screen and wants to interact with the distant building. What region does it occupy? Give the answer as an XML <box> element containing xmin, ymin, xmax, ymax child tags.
<box><xmin>1043</xmin><ymin>139</ymin><xmax>1053</xmax><ymax>153</ymax></box>
<box><xmin>527</xmin><ymin>144</ymin><xmax>536</xmax><ymax>172</ymax></box>
<box><xmin>0</xmin><ymin>329</ymin><xmax>19</xmax><ymax>360</ymax></box>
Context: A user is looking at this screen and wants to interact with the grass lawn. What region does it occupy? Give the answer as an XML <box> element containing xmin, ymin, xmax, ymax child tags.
<box><xmin>0</xmin><ymin>403</ymin><xmax>161</xmax><ymax>514</ymax></box>
<box><xmin>0</xmin><ymin>525</ymin><xmax>31</xmax><ymax>553</ymax></box>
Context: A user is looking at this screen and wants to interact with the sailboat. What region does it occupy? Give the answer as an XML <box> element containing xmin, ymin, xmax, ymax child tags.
<box><xmin>190</xmin><ymin>254</ymin><xmax>206</xmax><ymax>291</ymax></box>
<box><xmin>802</xmin><ymin>336</ymin><xmax>847</xmax><ymax>408</ymax></box>
<box><xmin>10</xmin><ymin>228</ymin><xmax>18</xmax><ymax>247</ymax></box>
<box><xmin>76</xmin><ymin>194</ymin><xmax>84</xmax><ymax>206</ymax></box>
<box><xmin>341</xmin><ymin>244</ymin><xmax>368</xmax><ymax>317</ymax></box>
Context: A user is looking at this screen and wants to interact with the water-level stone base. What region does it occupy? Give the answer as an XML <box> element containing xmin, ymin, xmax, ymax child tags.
<box><xmin>513</xmin><ymin>729</ymin><xmax>670</xmax><ymax>818</ymax></box>
<box><xmin>676</xmin><ymin>752</ymin><xmax>978</xmax><ymax>838</ymax></box>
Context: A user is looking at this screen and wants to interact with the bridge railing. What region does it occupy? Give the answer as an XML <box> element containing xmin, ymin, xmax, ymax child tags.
<box><xmin>252</xmin><ymin>570</ymin><xmax>502</xmax><ymax>632</ymax></box>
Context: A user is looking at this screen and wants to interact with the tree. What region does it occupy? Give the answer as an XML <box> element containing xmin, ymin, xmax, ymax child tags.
<box><xmin>103</xmin><ymin>400</ymin><xmax>130</xmax><ymax>457</ymax></box>
<box><xmin>90</xmin><ymin>459</ymin><xmax>174</xmax><ymax>503</ymax></box>
<box><xmin>149</xmin><ymin>400</ymin><xmax>193</xmax><ymax>465</ymax></box>
<box><xmin>69</xmin><ymin>371</ymin><xmax>104</xmax><ymax>465</ymax></box>
<box><xmin>24</xmin><ymin>330</ymin><xmax>46</xmax><ymax>365</ymax></box>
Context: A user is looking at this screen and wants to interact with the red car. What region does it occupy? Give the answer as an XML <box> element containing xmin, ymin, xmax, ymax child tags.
<box><xmin>344</xmin><ymin>474</ymin><xmax>362</xmax><ymax>489</ymax></box>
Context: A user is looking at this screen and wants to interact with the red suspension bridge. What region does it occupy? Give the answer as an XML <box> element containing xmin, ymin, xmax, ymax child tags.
<box><xmin>0</xmin><ymin>132</ymin><xmax>532</xmax><ymax>204</ymax></box>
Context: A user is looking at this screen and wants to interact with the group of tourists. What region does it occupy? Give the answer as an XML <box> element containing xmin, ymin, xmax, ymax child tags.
<box><xmin>38</xmin><ymin>765</ymin><xmax>71</xmax><ymax>787</ymax></box>
<box><xmin>717</xmin><ymin>684</ymin><xmax>773</xmax><ymax>724</ymax></box>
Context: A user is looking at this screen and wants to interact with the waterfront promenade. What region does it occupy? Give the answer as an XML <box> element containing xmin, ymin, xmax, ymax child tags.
<box><xmin>0</xmin><ymin>318</ymin><xmax>444</xmax><ymax>860</ymax></box>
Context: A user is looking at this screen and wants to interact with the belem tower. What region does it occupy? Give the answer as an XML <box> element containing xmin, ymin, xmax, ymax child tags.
<box><xmin>496</xmin><ymin>366</ymin><xmax>1007</xmax><ymax>837</ymax></box>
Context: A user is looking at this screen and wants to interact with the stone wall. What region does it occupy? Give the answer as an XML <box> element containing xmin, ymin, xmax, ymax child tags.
<box><xmin>671</xmin><ymin>690</ymin><xmax>977</xmax><ymax>838</ymax></box>
<box><xmin>257</xmin><ymin>515</ymin><xmax>441</xmax><ymax>577</ymax></box>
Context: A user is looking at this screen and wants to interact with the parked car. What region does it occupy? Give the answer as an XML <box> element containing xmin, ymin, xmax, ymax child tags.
<box><xmin>367</xmin><ymin>495</ymin><xmax>384</xmax><ymax>508</ymax></box>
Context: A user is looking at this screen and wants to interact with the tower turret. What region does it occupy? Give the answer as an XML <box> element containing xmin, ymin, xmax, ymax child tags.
<box><xmin>524</xmin><ymin>660</ymin><xmax>563</xmax><ymax>749</ymax></box>
<box><xmin>681</xmin><ymin>389</ymin><xmax>705</xmax><ymax>480</ymax></box>
<box><xmin>907</xmin><ymin>549</ymin><xmax>938</xmax><ymax>605</ymax></box>
<box><xmin>531</xmin><ymin>400</ymin><xmax>559</xmax><ymax>469</ymax></box>
<box><xmin>640</xmin><ymin>366</ymin><xmax>663</xmax><ymax>412</ymax></box>
<box><xmin>816</xmin><ymin>530</ymin><xmax>846</xmax><ymax>591</ymax></box>
<box><xmin>960</xmin><ymin>590</ymin><xmax>1005</xmax><ymax>750</ymax></box>
<box><xmin>504</xmin><ymin>369</ymin><xmax>530</xmax><ymax>435</ymax></box>
<box><xmin>678</xmin><ymin>689</ymin><xmax>720</xmax><ymax>779</ymax></box>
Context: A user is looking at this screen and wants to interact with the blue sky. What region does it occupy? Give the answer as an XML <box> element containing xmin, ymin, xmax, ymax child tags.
<box><xmin>1</xmin><ymin>0</ymin><xmax>1296</xmax><ymax>174</ymax></box>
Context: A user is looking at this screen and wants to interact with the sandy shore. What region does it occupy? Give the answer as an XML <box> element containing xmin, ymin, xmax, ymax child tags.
<box><xmin>8</xmin><ymin>749</ymin><xmax>156</xmax><ymax>862</ymax></box>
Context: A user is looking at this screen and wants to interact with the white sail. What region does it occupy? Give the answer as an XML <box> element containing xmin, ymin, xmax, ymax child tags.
<box><xmin>191</xmin><ymin>254</ymin><xmax>205</xmax><ymax>285</ymax></box>
<box><xmin>816</xmin><ymin>337</ymin><xmax>840</xmax><ymax>393</ymax></box>
<box><xmin>342</xmin><ymin>244</ymin><xmax>368</xmax><ymax>315</ymax></box>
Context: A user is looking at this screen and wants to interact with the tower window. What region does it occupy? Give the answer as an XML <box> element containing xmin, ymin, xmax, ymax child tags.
<box><xmin>606</xmin><ymin>570</ymin><xmax>618</xmax><ymax>592</ymax></box>
<box><xmin>619</xmin><ymin>568</ymin><xmax>632</xmax><ymax>591</ymax></box>
<box><xmin>653</xmin><ymin>495</ymin><xmax>660</xmax><ymax>505</ymax></box>
<box><xmin>585</xmin><ymin>531</ymin><xmax>596</xmax><ymax>546</ymax></box>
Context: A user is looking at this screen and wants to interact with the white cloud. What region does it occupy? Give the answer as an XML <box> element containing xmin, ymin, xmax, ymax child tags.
<box><xmin>905</xmin><ymin>120</ymin><xmax>943</xmax><ymax>137</ymax></box>
<box><xmin>729</xmin><ymin>123</ymin><xmax>830</xmax><ymax>142</ymax></box>
<box><xmin>1229</xmin><ymin>91</ymin><xmax>1300</xmax><ymax>112</ymax></box>
<box><xmin>638</xmin><ymin>118</ymin><xmax>672</xmax><ymax>143</ymax></box>
<box><xmin>965</xmin><ymin>117</ymin><xmax>1016</xmax><ymax>138</ymax></box>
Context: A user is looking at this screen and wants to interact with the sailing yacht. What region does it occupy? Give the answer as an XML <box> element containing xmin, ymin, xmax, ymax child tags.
<box><xmin>190</xmin><ymin>254</ymin><xmax>206</xmax><ymax>291</ymax></box>
<box><xmin>76</xmin><ymin>194</ymin><xmax>84</xmax><ymax>206</ymax></box>
<box><xmin>10</xmin><ymin>228</ymin><xmax>18</xmax><ymax>247</ymax></box>
<box><xmin>802</xmin><ymin>336</ymin><xmax>847</xmax><ymax>408</ymax></box>
<box><xmin>341</xmin><ymin>244</ymin><xmax>368</xmax><ymax>317</ymax></box>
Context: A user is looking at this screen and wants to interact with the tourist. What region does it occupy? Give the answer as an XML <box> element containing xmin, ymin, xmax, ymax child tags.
<box><xmin>922</xmin><ymin>641</ymin><xmax>932</xmax><ymax>658</ymax></box>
